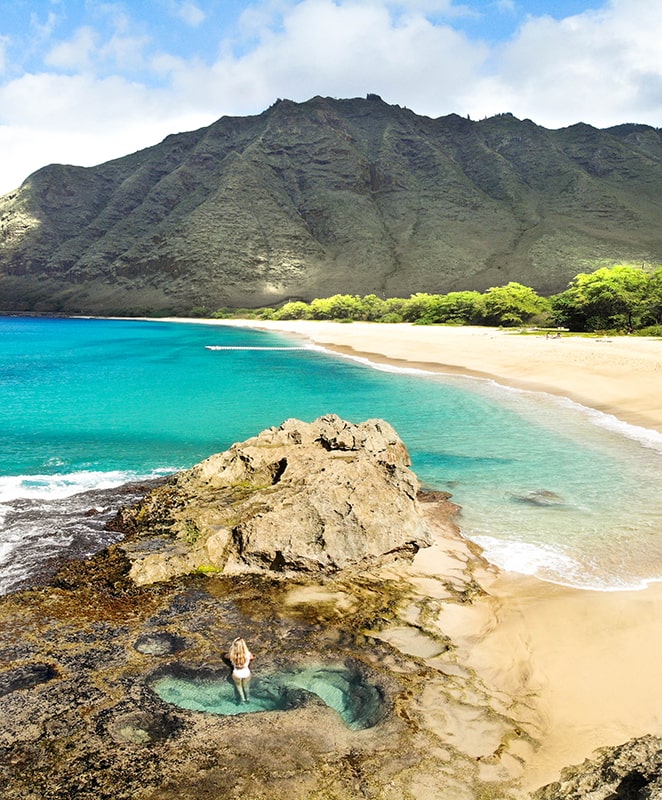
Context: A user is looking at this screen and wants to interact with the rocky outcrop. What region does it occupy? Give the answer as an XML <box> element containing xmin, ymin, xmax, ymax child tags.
<box><xmin>2</xmin><ymin>95</ymin><xmax>662</xmax><ymax>314</ymax></box>
<box><xmin>116</xmin><ymin>414</ymin><xmax>431</xmax><ymax>584</ymax></box>
<box><xmin>533</xmin><ymin>735</ymin><xmax>662</xmax><ymax>799</ymax></box>
<box><xmin>0</xmin><ymin>413</ymin><xmax>523</xmax><ymax>800</ymax></box>
<box><xmin>2</xmin><ymin>415</ymin><xmax>657</xmax><ymax>800</ymax></box>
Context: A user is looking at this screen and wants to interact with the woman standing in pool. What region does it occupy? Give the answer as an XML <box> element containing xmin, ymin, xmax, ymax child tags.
<box><xmin>229</xmin><ymin>637</ymin><xmax>253</xmax><ymax>703</ymax></box>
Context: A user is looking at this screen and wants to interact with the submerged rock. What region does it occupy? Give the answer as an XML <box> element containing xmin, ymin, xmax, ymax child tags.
<box><xmin>106</xmin><ymin>711</ymin><xmax>177</xmax><ymax>745</ymax></box>
<box><xmin>117</xmin><ymin>415</ymin><xmax>432</xmax><ymax>584</ymax></box>
<box><xmin>133</xmin><ymin>631</ymin><xmax>186</xmax><ymax>656</ymax></box>
<box><xmin>510</xmin><ymin>489</ymin><xmax>565</xmax><ymax>507</ymax></box>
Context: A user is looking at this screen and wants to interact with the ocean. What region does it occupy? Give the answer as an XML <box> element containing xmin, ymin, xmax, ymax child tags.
<box><xmin>1</xmin><ymin>315</ymin><xmax>661</xmax><ymax>594</ymax></box>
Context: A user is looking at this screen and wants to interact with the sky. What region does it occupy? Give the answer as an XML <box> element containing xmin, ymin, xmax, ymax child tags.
<box><xmin>0</xmin><ymin>0</ymin><xmax>661</xmax><ymax>194</ymax></box>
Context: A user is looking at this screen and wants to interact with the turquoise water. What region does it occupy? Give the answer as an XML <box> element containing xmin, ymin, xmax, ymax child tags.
<box><xmin>150</xmin><ymin>664</ymin><xmax>383</xmax><ymax>729</ymax></box>
<box><xmin>1</xmin><ymin>315</ymin><xmax>661</xmax><ymax>590</ymax></box>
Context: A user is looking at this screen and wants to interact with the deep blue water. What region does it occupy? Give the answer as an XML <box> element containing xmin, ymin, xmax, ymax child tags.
<box><xmin>1</xmin><ymin>315</ymin><xmax>661</xmax><ymax>591</ymax></box>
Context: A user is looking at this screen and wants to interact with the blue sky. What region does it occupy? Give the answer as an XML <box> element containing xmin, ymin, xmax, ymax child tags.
<box><xmin>0</xmin><ymin>0</ymin><xmax>659</xmax><ymax>193</ymax></box>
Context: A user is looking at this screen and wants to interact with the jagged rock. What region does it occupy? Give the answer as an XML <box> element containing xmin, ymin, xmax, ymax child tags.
<box><xmin>532</xmin><ymin>735</ymin><xmax>662</xmax><ymax>799</ymax></box>
<box><xmin>119</xmin><ymin>415</ymin><xmax>431</xmax><ymax>584</ymax></box>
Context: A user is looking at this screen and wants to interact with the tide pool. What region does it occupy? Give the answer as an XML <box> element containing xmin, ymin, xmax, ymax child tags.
<box><xmin>1</xmin><ymin>315</ymin><xmax>661</xmax><ymax>591</ymax></box>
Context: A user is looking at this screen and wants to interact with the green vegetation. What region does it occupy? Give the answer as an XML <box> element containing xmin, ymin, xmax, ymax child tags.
<box><xmin>551</xmin><ymin>265</ymin><xmax>661</xmax><ymax>332</ymax></box>
<box><xmin>193</xmin><ymin>564</ymin><xmax>221</xmax><ymax>575</ymax></box>
<box><xmin>205</xmin><ymin>264</ymin><xmax>662</xmax><ymax>334</ymax></box>
<box><xmin>182</xmin><ymin>518</ymin><xmax>202</xmax><ymax>545</ymax></box>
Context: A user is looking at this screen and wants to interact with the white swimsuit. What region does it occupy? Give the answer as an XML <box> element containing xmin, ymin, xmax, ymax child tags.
<box><xmin>232</xmin><ymin>651</ymin><xmax>252</xmax><ymax>679</ymax></box>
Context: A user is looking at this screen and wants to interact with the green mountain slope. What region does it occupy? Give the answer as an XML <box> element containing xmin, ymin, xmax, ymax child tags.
<box><xmin>1</xmin><ymin>95</ymin><xmax>661</xmax><ymax>314</ymax></box>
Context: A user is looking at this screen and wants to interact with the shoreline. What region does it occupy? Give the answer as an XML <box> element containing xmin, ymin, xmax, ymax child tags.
<box><xmin>160</xmin><ymin>316</ymin><xmax>662</xmax><ymax>788</ymax></box>
<box><xmin>198</xmin><ymin>319</ymin><xmax>662</xmax><ymax>435</ymax></box>
<box><xmin>467</xmin><ymin>572</ymin><xmax>662</xmax><ymax>791</ymax></box>
<box><xmin>3</xmin><ymin>315</ymin><xmax>661</xmax><ymax>790</ymax></box>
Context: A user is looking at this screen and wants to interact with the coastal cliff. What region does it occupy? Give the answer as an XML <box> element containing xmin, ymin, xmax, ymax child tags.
<box><xmin>0</xmin><ymin>415</ymin><xmax>659</xmax><ymax>799</ymax></box>
<box><xmin>2</xmin><ymin>95</ymin><xmax>662</xmax><ymax>314</ymax></box>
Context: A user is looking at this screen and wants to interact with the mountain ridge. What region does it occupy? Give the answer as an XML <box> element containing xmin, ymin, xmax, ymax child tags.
<box><xmin>1</xmin><ymin>94</ymin><xmax>661</xmax><ymax>314</ymax></box>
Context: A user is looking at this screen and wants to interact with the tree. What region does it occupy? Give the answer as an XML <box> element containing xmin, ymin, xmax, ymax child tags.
<box><xmin>427</xmin><ymin>291</ymin><xmax>483</xmax><ymax>324</ymax></box>
<box><xmin>273</xmin><ymin>301</ymin><xmax>311</xmax><ymax>320</ymax></box>
<box><xmin>308</xmin><ymin>294</ymin><xmax>365</xmax><ymax>319</ymax></box>
<box><xmin>551</xmin><ymin>265</ymin><xmax>649</xmax><ymax>331</ymax></box>
<box><xmin>401</xmin><ymin>293</ymin><xmax>436</xmax><ymax>322</ymax></box>
<box><xmin>357</xmin><ymin>294</ymin><xmax>387</xmax><ymax>321</ymax></box>
<box><xmin>641</xmin><ymin>267</ymin><xmax>662</xmax><ymax>326</ymax></box>
<box><xmin>478</xmin><ymin>282</ymin><xmax>551</xmax><ymax>327</ymax></box>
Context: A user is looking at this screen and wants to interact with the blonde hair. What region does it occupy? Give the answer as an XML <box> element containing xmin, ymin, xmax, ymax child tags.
<box><xmin>229</xmin><ymin>637</ymin><xmax>250</xmax><ymax>668</ymax></box>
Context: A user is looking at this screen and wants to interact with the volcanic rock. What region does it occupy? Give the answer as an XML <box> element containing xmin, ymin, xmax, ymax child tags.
<box><xmin>117</xmin><ymin>414</ymin><xmax>431</xmax><ymax>584</ymax></box>
<box><xmin>3</xmin><ymin>414</ymin><xmax>650</xmax><ymax>800</ymax></box>
<box><xmin>532</xmin><ymin>735</ymin><xmax>662</xmax><ymax>799</ymax></box>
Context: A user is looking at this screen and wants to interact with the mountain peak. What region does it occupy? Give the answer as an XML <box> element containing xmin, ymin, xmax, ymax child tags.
<box><xmin>1</xmin><ymin>97</ymin><xmax>661</xmax><ymax>315</ymax></box>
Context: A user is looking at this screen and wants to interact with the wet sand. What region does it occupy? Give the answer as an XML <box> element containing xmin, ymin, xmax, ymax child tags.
<box><xmin>167</xmin><ymin>318</ymin><xmax>662</xmax><ymax>790</ymax></box>
<box><xmin>471</xmin><ymin>574</ymin><xmax>662</xmax><ymax>790</ymax></box>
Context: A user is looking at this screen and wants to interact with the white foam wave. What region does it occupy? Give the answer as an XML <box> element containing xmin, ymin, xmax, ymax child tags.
<box><xmin>205</xmin><ymin>345</ymin><xmax>313</xmax><ymax>351</ymax></box>
<box><xmin>308</xmin><ymin>345</ymin><xmax>435</xmax><ymax>376</ymax></box>
<box><xmin>559</xmin><ymin>399</ymin><xmax>662</xmax><ymax>454</ymax></box>
<box><xmin>312</xmin><ymin>342</ymin><xmax>662</xmax><ymax>451</ymax></box>
<box><xmin>0</xmin><ymin>467</ymin><xmax>176</xmax><ymax>505</ymax></box>
<box><xmin>485</xmin><ymin>378</ymin><xmax>662</xmax><ymax>454</ymax></box>
<box><xmin>471</xmin><ymin>535</ymin><xmax>653</xmax><ymax>592</ymax></box>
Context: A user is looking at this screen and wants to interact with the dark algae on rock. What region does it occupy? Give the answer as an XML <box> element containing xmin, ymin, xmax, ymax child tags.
<box><xmin>2</xmin><ymin>415</ymin><xmax>657</xmax><ymax>799</ymax></box>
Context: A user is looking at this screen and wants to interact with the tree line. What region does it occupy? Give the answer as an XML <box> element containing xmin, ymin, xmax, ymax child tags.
<box><xmin>207</xmin><ymin>264</ymin><xmax>662</xmax><ymax>334</ymax></box>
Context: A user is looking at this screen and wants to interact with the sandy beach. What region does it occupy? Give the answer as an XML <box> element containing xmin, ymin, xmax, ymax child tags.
<box><xmin>210</xmin><ymin>320</ymin><xmax>662</xmax><ymax>435</ymax></box>
<box><xmin>197</xmin><ymin>318</ymin><xmax>662</xmax><ymax>791</ymax></box>
<box><xmin>161</xmin><ymin>317</ymin><xmax>662</xmax><ymax>790</ymax></box>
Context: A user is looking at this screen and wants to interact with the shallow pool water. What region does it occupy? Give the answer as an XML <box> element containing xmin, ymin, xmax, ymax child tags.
<box><xmin>150</xmin><ymin>663</ymin><xmax>384</xmax><ymax>730</ymax></box>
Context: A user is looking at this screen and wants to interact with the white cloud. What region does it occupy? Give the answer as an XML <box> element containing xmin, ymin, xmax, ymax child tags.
<box><xmin>29</xmin><ymin>10</ymin><xmax>59</xmax><ymax>46</ymax></box>
<box><xmin>1</xmin><ymin>0</ymin><xmax>662</xmax><ymax>196</ymax></box>
<box><xmin>203</xmin><ymin>0</ymin><xmax>488</xmax><ymax>115</ymax></box>
<box><xmin>466</xmin><ymin>0</ymin><xmax>662</xmax><ymax>127</ymax></box>
<box><xmin>0</xmin><ymin>36</ymin><xmax>9</xmax><ymax>75</ymax></box>
<box><xmin>175</xmin><ymin>2</ymin><xmax>207</xmax><ymax>26</ymax></box>
<box><xmin>45</xmin><ymin>26</ymin><xmax>99</xmax><ymax>71</ymax></box>
<box><xmin>45</xmin><ymin>24</ymin><xmax>152</xmax><ymax>75</ymax></box>
<box><xmin>377</xmin><ymin>0</ymin><xmax>461</xmax><ymax>13</ymax></box>
<box><xmin>100</xmin><ymin>31</ymin><xmax>152</xmax><ymax>71</ymax></box>
<box><xmin>0</xmin><ymin>71</ymin><xmax>213</xmax><ymax>191</ymax></box>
